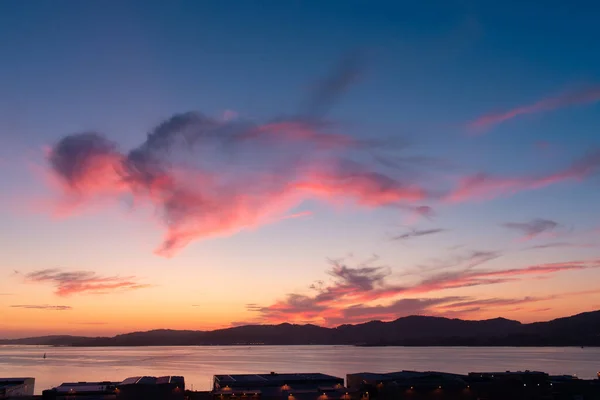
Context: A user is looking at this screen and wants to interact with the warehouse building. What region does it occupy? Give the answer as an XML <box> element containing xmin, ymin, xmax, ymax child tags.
<box><xmin>212</xmin><ymin>372</ymin><xmax>348</xmax><ymax>399</ymax></box>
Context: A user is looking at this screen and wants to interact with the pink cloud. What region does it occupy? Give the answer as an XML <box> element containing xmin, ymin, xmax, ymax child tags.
<box><xmin>446</xmin><ymin>150</ymin><xmax>600</xmax><ymax>202</ymax></box>
<box><xmin>45</xmin><ymin>114</ymin><xmax>430</xmax><ymax>257</ymax></box>
<box><xmin>468</xmin><ymin>85</ymin><xmax>600</xmax><ymax>133</ymax></box>
<box><xmin>408</xmin><ymin>260</ymin><xmax>597</xmax><ymax>296</ymax></box>
<box><xmin>248</xmin><ymin>257</ymin><xmax>599</xmax><ymax>325</ymax></box>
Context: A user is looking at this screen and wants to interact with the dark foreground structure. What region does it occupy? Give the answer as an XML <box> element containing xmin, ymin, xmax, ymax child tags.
<box><xmin>41</xmin><ymin>376</ymin><xmax>184</xmax><ymax>400</ymax></box>
<box><xmin>347</xmin><ymin>370</ymin><xmax>600</xmax><ymax>400</ymax></box>
<box><xmin>0</xmin><ymin>378</ymin><xmax>35</xmax><ymax>399</ymax></box>
<box><xmin>211</xmin><ymin>372</ymin><xmax>348</xmax><ymax>399</ymax></box>
<box><xmin>12</xmin><ymin>370</ymin><xmax>600</xmax><ymax>400</ymax></box>
<box><xmin>347</xmin><ymin>371</ymin><xmax>473</xmax><ymax>399</ymax></box>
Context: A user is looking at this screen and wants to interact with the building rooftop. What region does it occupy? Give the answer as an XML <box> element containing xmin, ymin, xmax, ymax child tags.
<box><xmin>550</xmin><ymin>375</ymin><xmax>581</xmax><ymax>381</ymax></box>
<box><xmin>118</xmin><ymin>376</ymin><xmax>185</xmax><ymax>388</ymax></box>
<box><xmin>469</xmin><ymin>370</ymin><xmax>548</xmax><ymax>376</ymax></box>
<box><xmin>215</xmin><ymin>373</ymin><xmax>343</xmax><ymax>385</ymax></box>
<box><xmin>0</xmin><ymin>378</ymin><xmax>35</xmax><ymax>389</ymax></box>
<box><xmin>350</xmin><ymin>370</ymin><xmax>468</xmax><ymax>381</ymax></box>
<box><xmin>53</xmin><ymin>381</ymin><xmax>119</xmax><ymax>394</ymax></box>
<box><xmin>119</xmin><ymin>376</ymin><xmax>183</xmax><ymax>386</ymax></box>
<box><xmin>347</xmin><ymin>370</ymin><xmax>470</xmax><ymax>391</ymax></box>
<box><xmin>120</xmin><ymin>376</ymin><xmax>157</xmax><ymax>385</ymax></box>
<box><xmin>468</xmin><ymin>371</ymin><xmax>550</xmax><ymax>380</ymax></box>
<box><xmin>213</xmin><ymin>373</ymin><xmax>346</xmax><ymax>398</ymax></box>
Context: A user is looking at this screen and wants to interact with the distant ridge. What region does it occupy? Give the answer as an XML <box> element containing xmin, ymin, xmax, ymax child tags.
<box><xmin>2</xmin><ymin>310</ymin><xmax>599</xmax><ymax>347</ymax></box>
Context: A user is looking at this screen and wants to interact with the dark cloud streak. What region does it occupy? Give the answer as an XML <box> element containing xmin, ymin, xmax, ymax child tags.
<box><xmin>302</xmin><ymin>51</ymin><xmax>364</xmax><ymax>119</ymax></box>
<box><xmin>392</xmin><ymin>228</ymin><xmax>446</xmax><ymax>241</ymax></box>
<box><xmin>23</xmin><ymin>269</ymin><xmax>149</xmax><ymax>296</ymax></box>
<box><xmin>503</xmin><ymin>218</ymin><xmax>558</xmax><ymax>240</ymax></box>
<box><xmin>10</xmin><ymin>304</ymin><xmax>72</xmax><ymax>310</ymax></box>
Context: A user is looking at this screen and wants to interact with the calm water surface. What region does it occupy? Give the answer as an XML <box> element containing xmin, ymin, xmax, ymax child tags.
<box><xmin>1</xmin><ymin>345</ymin><xmax>598</xmax><ymax>394</ymax></box>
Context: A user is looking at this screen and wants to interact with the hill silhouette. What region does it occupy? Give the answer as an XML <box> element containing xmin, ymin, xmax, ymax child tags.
<box><xmin>2</xmin><ymin>310</ymin><xmax>599</xmax><ymax>346</ymax></box>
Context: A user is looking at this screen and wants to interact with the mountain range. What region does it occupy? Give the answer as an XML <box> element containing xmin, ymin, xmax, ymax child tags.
<box><xmin>2</xmin><ymin>310</ymin><xmax>599</xmax><ymax>346</ymax></box>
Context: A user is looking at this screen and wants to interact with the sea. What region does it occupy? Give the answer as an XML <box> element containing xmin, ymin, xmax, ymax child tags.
<box><xmin>1</xmin><ymin>345</ymin><xmax>598</xmax><ymax>395</ymax></box>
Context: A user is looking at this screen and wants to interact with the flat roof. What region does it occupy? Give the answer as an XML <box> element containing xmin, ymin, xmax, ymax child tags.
<box><xmin>215</xmin><ymin>373</ymin><xmax>343</xmax><ymax>384</ymax></box>
<box><xmin>469</xmin><ymin>371</ymin><xmax>548</xmax><ymax>377</ymax></box>
<box><xmin>349</xmin><ymin>371</ymin><xmax>467</xmax><ymax>380</ymax></box>
<box><xmin>119</xmin><ymin>376</ymin><xmax>184</xmax><ymax>386</ymax></box>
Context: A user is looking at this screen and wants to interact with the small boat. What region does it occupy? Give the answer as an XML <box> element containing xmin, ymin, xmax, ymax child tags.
<box><xmin>43</xmin><ymin>353</ymin><xmax>46</xmax><ymax>359</ymax></box>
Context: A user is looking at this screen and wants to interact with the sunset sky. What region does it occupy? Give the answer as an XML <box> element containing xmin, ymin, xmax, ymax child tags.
<box><xmin>1</xmin><ymin>1</ymin><xmax>600</xmax><ymax>339</ymax></box>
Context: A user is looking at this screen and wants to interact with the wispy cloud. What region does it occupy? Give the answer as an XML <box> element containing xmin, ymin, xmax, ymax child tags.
<box><xmin>523</xmin><ymin>242</ymin><xmax>596</xmax><ymax>251</ymax></box>
<box><xmin>439</xmin><ymin>296</ymin><xmax>545</xmax><ymax>310</ymax></box>
<box><xmin>245</xmin><ymin>303</ymin><xmax>262</xmax><ymax>312</ymax></box>
<box><xmin>468</xmin><ymin>85</ymin><xmax>600</xmax><ymax>133</ymax></box>
<box><xmin>230</xmin><ymin>321</ymin><xmax>259</xmax><ymax>327</ymax></box>
<box><xmin>278</xmin><ymin>211</ymin><xmax>313</xmax><ymax>221</ymax></box>
<box><xmin>301</xmin><ymin>51</ymin><xmax>364</xmax><ymax>119</ymax></box>
<box><xmin>10</xmin><ymin>304</ymin><xmax>72</xmax><ymax>310</ymax></box>
<box><xmin>22</xmin><ymin>269</ymin><xmax>149</xmax><ymax>296</ymax></box>
<box><xmin>532</xmin><ymin>307</ymin><xmax>552</xmax><ymax>313</ymax></box>
<box><xmin>409</xmin><ymin>205</ymin><xmax>436</xmax><ymax>221</ymax></box>
<box><xmin>415</xmin><ymin>250</ymin><xmax>501</xmax><ymax>274</ymax></box>
<box><xmin>432</xmin><ymin>296</ymin><xmax>552</xmax><ymax>319</ymax></box>
<box><xmin>391</xmin><ymin>228</ymin><xmax>446</xmax><ymax>241</ymax></box>
<box><xmin>444</xmin><ymin>288</ymin><xmax>600</xmax><ymax>318</ymax></box>
<box><xmin>416</xmin><ymin>260</ymin><xmax>598</xmax><ymax>294</ymax></box>
<box><xmin>445</xmin><ymin>150</ymin><xmax>600</xmax><ymax>202</ymax></box>
<box><xmin>502</xmin><ymin>218</ymin><xmax>558</xmax><ymax>241</ymax></box>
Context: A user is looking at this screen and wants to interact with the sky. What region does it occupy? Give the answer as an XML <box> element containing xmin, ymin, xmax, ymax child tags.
<box><xmin>1</xmin><ymin>1</ymin><xmax>600</xmax><ymax>339</ymax></box>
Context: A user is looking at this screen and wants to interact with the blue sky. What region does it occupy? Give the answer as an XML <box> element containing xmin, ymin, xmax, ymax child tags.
<box><xmin>1</xmin><ymin>1</ymin><xmax>600</xmax><ymax>337</ymax></box>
